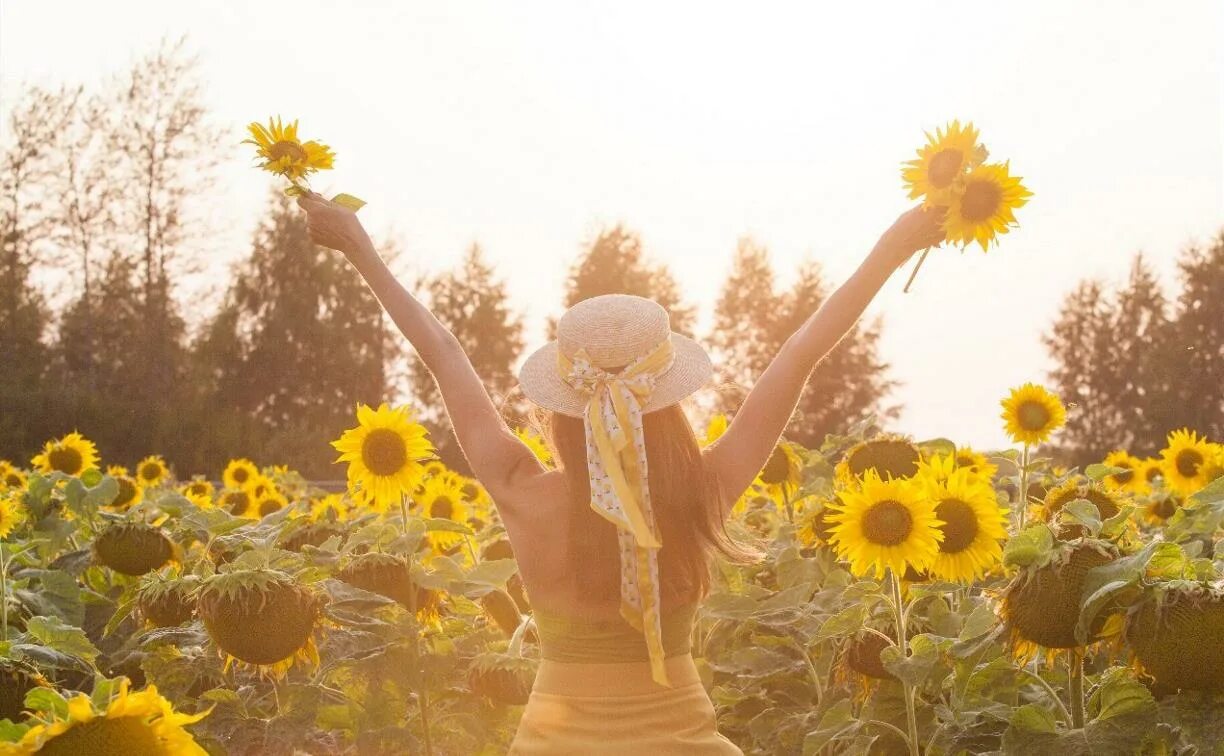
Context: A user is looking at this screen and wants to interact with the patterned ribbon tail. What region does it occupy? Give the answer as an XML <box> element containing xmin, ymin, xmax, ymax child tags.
<box><xmin>562</xmin><ymin>340</ymin><xmax>675</xmax><ymax>687</ymax></box>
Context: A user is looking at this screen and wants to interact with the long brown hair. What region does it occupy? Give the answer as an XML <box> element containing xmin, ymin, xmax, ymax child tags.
<box><xmin>540</xmin><ymin>404</ymin><xmax>753</xmax><ymax>607</ymax></box>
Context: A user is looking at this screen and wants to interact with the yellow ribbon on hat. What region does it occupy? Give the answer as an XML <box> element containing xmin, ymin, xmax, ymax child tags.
<box><xmin>558</xmin><ymin>337</ymin><xmax>675</xmax><ymax>686</ymax></box>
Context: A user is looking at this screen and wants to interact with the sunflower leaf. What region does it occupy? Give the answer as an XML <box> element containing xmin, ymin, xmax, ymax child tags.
<box><xmin>1084</xmin><ymin>463</ymin><xmax>1128</xmax><ymax>481</ymax></box>
<box><xmin>1189</xmin><ymin>475</ymin><xmax>1224</xmax><ymax>505</ymax></box>
<box><xmin>24</xmin><ymin>615</ymin><xmax>100</xmax><ymax>664</ymax></box>
<box><xmin>1003</xmin><ymin>524</ymin><xmax>1054</xmax><ymax>569</ymax></box>
<box><xmin>1061</xmin><ymin>499</ymin><xmax>1103</xmax><ymax>537</ymax></box>
<box><xmin>331</xmin><ymin>193</ymin><xmax>366</xmax><ymax>211</ymax></box>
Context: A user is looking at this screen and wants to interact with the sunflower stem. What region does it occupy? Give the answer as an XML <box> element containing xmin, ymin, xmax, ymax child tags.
<box><xmin>1017</xmin><ymin>444</ymin><xmax>1031</xmax><ymax>532</ymax></box>
<box><xmin>902</xmin><ymin>247</ymin><xmax>932</xmax><ymax>293</ymax></box>
<box><xmin>0</xmin><ymin>546</ymin><xmax>8</xmax><ymax>641</ymax></box>
<box><xmin>782</xmin><ymin>486</ymin><xmax>794</xmax><ymax>524</ymax></box>
<box><xmin>889</xmin><ymin>570</ymin><xmax>921</xmax><ymax>756</ymax></box>
<box><xmin>1069</xmin><ymin>650</ymin><xmax>1085</xmax><ymax>729</ymax></box>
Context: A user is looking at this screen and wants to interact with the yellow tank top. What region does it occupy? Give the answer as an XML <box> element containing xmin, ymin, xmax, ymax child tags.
<box><xmin>533</xmin><ymin>603</ymin><xmax>697</xmax><ymax>663</ymax></box>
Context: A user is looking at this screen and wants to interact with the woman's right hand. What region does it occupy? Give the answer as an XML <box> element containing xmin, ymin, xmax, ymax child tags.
<box><xmin>873</xmin><ymin>205</ymin><xmax>946</xmax><ymax>269</ymax></box>
<box><xmin>295</xmin><ymin>191</ymin><xmax>373</xmax><ymax>256</ymax></box>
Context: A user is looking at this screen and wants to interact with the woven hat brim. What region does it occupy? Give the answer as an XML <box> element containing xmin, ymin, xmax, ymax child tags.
<box><xmin>518</xmin><ymin>333</ymin><xmax>713</xmax><ymax>418</ymax></box>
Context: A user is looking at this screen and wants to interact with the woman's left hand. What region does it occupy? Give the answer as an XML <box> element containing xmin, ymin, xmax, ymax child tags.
<box><xmin>873</xmin><ymin>205</ymin><xmax>946</xmax><ymax>269</ymax></box>
<box><xmin>296</xmin><ymin>191</ymin><xmax>373</xmax><ymax>256</ymax></box>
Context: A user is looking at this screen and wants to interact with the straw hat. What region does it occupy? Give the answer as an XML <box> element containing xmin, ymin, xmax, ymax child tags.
<box><xmin>518</xmin><ymin>294</ymin><xmax>712</xmax><ymax>417</ymax></box>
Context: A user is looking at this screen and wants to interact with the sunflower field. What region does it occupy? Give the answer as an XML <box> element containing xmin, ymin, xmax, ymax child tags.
<box><xmin>2</xmin><ymin>385</ymin><xmax>1224</xmax><ymax>755</ymax></box>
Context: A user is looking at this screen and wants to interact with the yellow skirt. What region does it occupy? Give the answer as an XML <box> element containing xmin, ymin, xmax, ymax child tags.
<box><xmin>509</xmin><ymin>655</ymin><xmax>742</xmax><ymax>755</ymax></box>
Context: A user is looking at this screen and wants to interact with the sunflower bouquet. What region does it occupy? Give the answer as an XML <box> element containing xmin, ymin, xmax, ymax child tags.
<box><xmin>244</xmin><ymin>116</ymin><xmax>366</xmax><ymax>211</ymax></box>
<box><xmin>900</xmin><ymin>120</ymin><xmax>1032</xmax><ymax>291</ymax></box>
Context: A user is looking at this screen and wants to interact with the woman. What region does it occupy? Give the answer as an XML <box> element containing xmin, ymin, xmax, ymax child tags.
<box><xmin>296</xmin><ymin>192</ymin><xmax>943</xmax><ymax>753</ymax></box>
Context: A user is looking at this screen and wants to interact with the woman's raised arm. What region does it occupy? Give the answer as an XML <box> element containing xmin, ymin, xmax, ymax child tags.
<box><xmin>703</xmin><ymin>206</ymin><xmax>945</xmax><ymax>514</ymax></box>
<box><xmin>295</xmin><ymin>192</ymin><xmax>542</xmax><ymax>497</ymax></box>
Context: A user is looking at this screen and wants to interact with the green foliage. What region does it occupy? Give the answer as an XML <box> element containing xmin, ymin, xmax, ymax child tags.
<box><xmin>1045</xmin><ymin>241</ymin><xmax>1224</xmax><ymax>463</ymax></box>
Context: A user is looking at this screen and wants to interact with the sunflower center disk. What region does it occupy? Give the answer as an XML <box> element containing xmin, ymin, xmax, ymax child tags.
<box><xmin>362</xmin><ymin>429</ymin><xmax>410</xmax><ymax>476</ymax></box>
<box><xmin>935</xmin><ymin>498</ymin><xmax>979</xmax><ymax>553</ymax></box>
<box><xmin>115</xmin><ymin>479</ymin><xmax>137</xmax><ymax>507</ymax></box>
<box><xmin>861</xmin><ymin>500</ymin><xmax>913</xmax><ymax>546</ymax></box>
<box><xmin>960</xmin><ymin>180</ymin><xmax>1003</xmax><ymax>222</ymax></box>
<box><xmin>760</xmin><ymin>448</ymin><xmax>792</xmax><ymax>484</ymax></box>
<box><xmin>139</xmin><ymin>464</ymin><xmax>160</xmax><ymax>482</ymax></box>
<box><xmin>1176</xmin><ymin>449</ymin><xmax>1204</xmax><ymax>478</ymax></box>
<box><xmin>4</xmin><ymin>473</ymin><xmax>20</xmax><ymax>487</ymax></box>
<box><xmin>1152</xmin><ymin>496</ymin><xmax>1177</xmax><ymax>520</ymax></box>
<box><xmin>233</xmin><ymin>469</ymin><xmax>250</xmax><ymax>484</ymax></box>
<box><xmin>432</xmin><ymin>496</ymin><xmax>454</xmax><ymax>520</ymax></box>
<box><xmin>47</xmin><ymin>447</ymin><xmax>83</xmax><ymax>474</ymax></box>
<box><xmin>1016</xmin><ymin>401</ymin><xmax>1051</xmax><ymax>432</ymax></box>
<box><xmin>849</xmin><ymin>442</ymin><xmax>920</xmax><ymax>480</ymax></box>
<box><xmin>1111</xmin><ymin>467</ymin><xmax>1134</xmax><ymax>485</ymax></box>
<box><xmin>268</xmin><ymin>140</ymin><xmax>308</xmax><ymax>163</ymax></box>
<box><xmin>927</xmin><ymin>149</ymin><xmax>963</xmax><ymax>188</ymax></box>
<box><xmin>36</xmin><ymin>715</ymin><xmax>164</xmax><ymax>756</ymax></box>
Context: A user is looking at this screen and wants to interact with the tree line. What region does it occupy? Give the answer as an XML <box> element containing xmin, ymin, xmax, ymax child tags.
<box><xmin>2</xmin><ymin>40</ymin><xmax>1219</xmax><ymax>477</ymax></box>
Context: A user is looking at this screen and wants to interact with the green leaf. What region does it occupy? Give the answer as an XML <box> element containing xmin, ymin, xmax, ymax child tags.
<box><xmin>24</xmin><ymin>687</ymin><xmax>70</xmax><ymax>720</ymax></box>
<box><xmin>24</xmin><ymin>615</ymin><xmax>101</xmax><ymax>663</ymax></box>
<box><xmin>422</xmin><ymin>517</ymin><xmax>473</xmax><ymax>535</ymax></box>
<box><xmin>331</xmin><ymin>193</ymin><xmax>366</xmax><ymax>211</ymax></box>
<box><xmin>958</xmin><ymin>601</ymin><xmax>998</xmax><ymax>642</ymax></box>
<box><xmin>1003</xmin><ymin>524</ymin><xmax>1054</xmax><ymax>569</ymax></box>
<box><xmin>880</xmin><ymin>634</ymin><xmax>943</xmax><ymax>687</ymax></box>
<box><xmin>463</xmin><ymin>558</ymin><xmax>519</xmax><ymax>588</ymax></box>
<box><xmin>0</xmin><ymin>718</ymin><xmax>30</xmax><ymax>743</ymax></box>
<box><xmin>802</xmin><ymin>699</ymin><xmax>858</xmax><ymax>754</ymax></box>
<box><xmin>1061</xmin><ymin>499</ymin><xmax>1103</xmax><ymax>536</ymax></box>
<box><xmin>1190</xmin><ymin>475</ymin><xmax>1224</xmax><ymax>505</ymax></box>
<box><xmin>1085</xmin><ymin>463</ymin><xmax>1127</xmax><ymax>481</ymax></box>
<box><xmin>1011</xmin><ymin>702</ymin><xmax>1059</xmax><ymax>733</ymax></box>
<box><xmin>1084</xmin><ymin>668</ymin><xmax>1158</xmax><ymax>752</ymax></box>
<box><xmin>813</xmin><ymin>604</ymin><xmax>865</xmax><ymax>643</ymax></box>
<box><xmin>1075</xmin><ymin>541</ymin><xmax>1158</xmax><ymax>644</ymax></box>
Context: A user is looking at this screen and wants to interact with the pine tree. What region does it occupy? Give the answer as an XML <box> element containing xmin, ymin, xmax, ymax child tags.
<box><xmin>0</xmin><ymin>87</ymin><xmax>74</xmax><ymax>460</ymax></box>
<box><xmin>709</xmin><ymin>242</ymin><xmax>895</xmax><ymax>446</ymax></box>
<box><xmin>194</xmin><ymin>194</ymin><xmax>391</xmax><ymax>477</ymax></box>
<box><xmin>1044</xmin><ymin>239</ymin><xmax>1224</xmax><ymax>463</ymax></box>
<box><xmin>560</xmin><ymin>225</ymin><xmax>695</xmax><ymax>335</ymax></box>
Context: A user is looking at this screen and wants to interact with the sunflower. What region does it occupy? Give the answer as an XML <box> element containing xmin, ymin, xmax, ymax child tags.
<box><xmin>902</xmin><ymin>120</ymin><xmax>987</xmax><ymax>205</ymax></box>
<box><xmin>1160</xmin><ymin>428</ymin><xmax>1214</xmax><ymax>496</ymax></box>
<box><xmin>1201</xmin><ymin>444</ymin><xmax>1224</xmax><ymax>485</ymax></box>
<box><xmin>836</xmin><ymin>435</ymin><xmax>922</xmax><ymax>485</ymax></box>
<box><xmin>1137</xmin><ymin>457</ymin><xmax>1165</xmax><ymax>492</ymax></box>
<box><xmin>1001</xmin><ymin>543</ymin><xmax>1116</xmax><ymax>653</ymax></box>
<box><xmin>105</xmin><ymin>465</ymin><xmax>144</xmax><ymax>511</ymax></box>
<box><xmin>94</xmin><ymin>522</ymin><xmax>176</xmax><ymax>576</ymax></box>
<box><xmin>1141</xmin><ymin>492</ymin><xmax>1181</xmax><ymax>525</ymax></box>
<box><xmin>953</xmin><ymin>447</ymin><xmax>998</xmax><ymax>480</ymax></box>
<box><xmin>31</xmin><ymin>432</ymin><xmax>99</xmax><ymax>476</ymax></box>
<box><xmin>1000</xmin><ymin>383</ymin><xmax>1066</xmax><ymax>446</ymax></box>
<box><xmin>1101</xmin><ymin>450</ymin><xmax>1142</xmax><ymax>493</ymax></box>
<box><xmin>0</xmin><ymin>461</ymin><xmax>27</xmax><ymax>491</ymax></box>
<box><xmin>703</xmin><ymin>414</ymin><xmax>729</xmax><ymax>447</ymax></box>
<box><xmin>0</xmin><ymin>492</ymin><xmax>24</xmax><ymax>539</ymax></box>
<box><xmin>797</xmin><ymin>498</ymin><xmax>838</xmax><ymax>546</ymax></box>
<box><xmin>134</xmin><ymin>455</ymin><xmax>170</xmax><ymax>487</ymax></box>
<box><xmin>332</xmin><ymin>403</ymin><xmax>435</xmax><ymax>512</ymax></box>
<box><xmin>180</xmin><ymin>478</ymin><xmax>215</xmax><ymax>501</ymax></box>
<box><xmin>196</xmin><ymin>569</ymin><xmax>322</xmax><ymax>676</ymax></box>
<box><xmin>941</xmin><ymin>161</ymin><xmax>1032</xmax><ymax>251</ymax></box>
<box><xmin>254</xmin><ymin>490</ymin><xmax>288</xmax><ymax>518</ymax></box>
<box><xmin>222</xmin><ymin>458</ymin><xmax>259</xmax><ymax>490</ymax></box>
<box><xmin>759</xmin><ymin>441</ymin><xmax>803</xmax><ymax>498</ymax></box>
<box><xmin>337</xmin><ymin>552</ymin><xmax>440</xmax><ymax>623</ymax></box>
<box><xmin>915</xmin><ymin>453</ymin><xmax>957</xmax><ymax>486</ymax></box>
<box><xmin>244</xmin><ymin>116</ymin><xmax>335</xmax><ymax>182</ymax></box>
<box><xmin>514</xmin><ymin>427</ymin><xmax>553</xmax><ymax>467</ymax></box>
<box><xmin>417</xmin><ymin>473</ymin><xmax>470</xmax><ymax>551</ymax></box>
<box><xmin>308</xmin><ymin>493</ymin><xmax>349</xmax><ymax>523</ymax></box>
<box><xmin>1126</xmin><ymin>583</ymin><xmax>1224</xmax><ymax>692</ymax></box>
<box><xmin>218</xmin><ymin>489</ymin><xmax>254</xmax><ymax>518</ymax></box>
<box><xmin>1039</xmin><ymin>480</ymin><xmax>1125</xmax><ymax>539</ymax></box>
<box><xmin>243</xmin><ymin>474</ymin><xmax>276</xmax><ymax>502</ymax></box>
<box><xmin>826</xmin><ymin>471</ymin><xmax>943</xmax><ymax>579</ymax></box>
<box><xmin>8</xmin><ymin>677</ymin><xmax>208</xmax><ymax>755</ymax></box>
<box><xmin>923</xmin><ymin>469</ymin><xmax>1008</xmax><ymax>583</ymax></box>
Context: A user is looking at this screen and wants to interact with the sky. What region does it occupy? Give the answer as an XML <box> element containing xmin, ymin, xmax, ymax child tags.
<box><xmin>2</xmin><ymin>1</ymin><xmax>1222</xmax><ymax>449</ymax></box>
